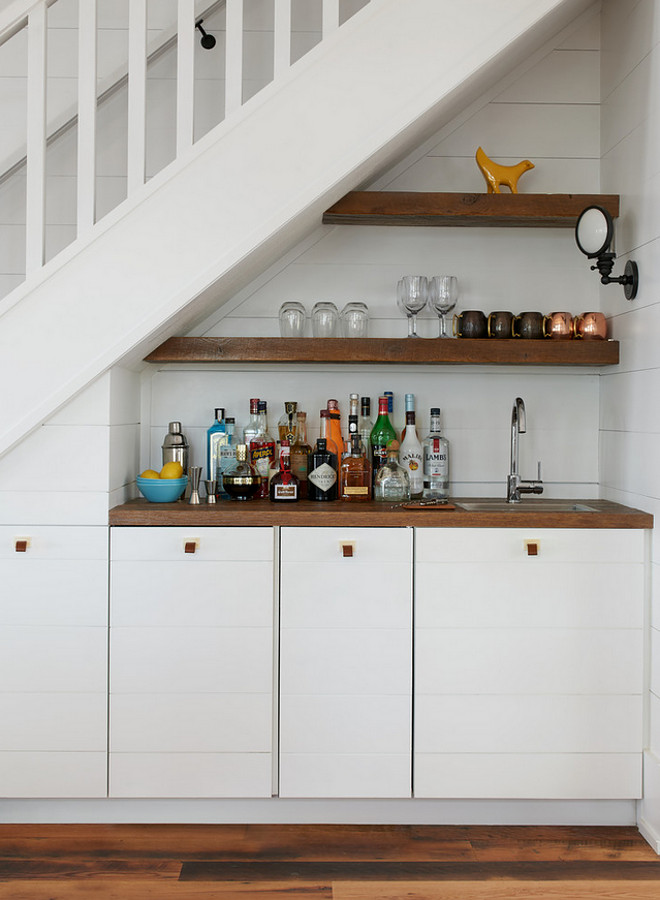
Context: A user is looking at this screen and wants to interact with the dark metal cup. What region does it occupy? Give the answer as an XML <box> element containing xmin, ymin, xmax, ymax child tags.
<box><xmin>513</xmin><ymin>311</ymin><xmax>544</xmax><ymax>339</ymax></box>
<box><xmin>487</xmin><ymin>311</ymin><xmax>515</xmax><ymax>339</ymax></box>
<box><xmin>453</xmin><ymin>310</ymin><xmax>487</xmax><ymax>339</ymax></box>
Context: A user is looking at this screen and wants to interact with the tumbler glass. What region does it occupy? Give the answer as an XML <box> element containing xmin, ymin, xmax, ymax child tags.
<box><xmin>311</xmin><ymin>301</ymin><xmax>339</xmax><ymax>337</ymax></box>
<box><xmin>340</xmin><ymin>302</ymin><xmax>369</xmax><ymax>338</ymax></box>
<box><xmin>279</xmin><ymin>301</ymin><xmax>306</xmax><ymax>337</ymax></box>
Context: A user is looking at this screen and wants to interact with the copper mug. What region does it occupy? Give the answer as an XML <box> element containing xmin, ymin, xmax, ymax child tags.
<box><xmin>487</xmin><ymin>311</ymin><xmax>515</xmax><ymax>339</ymax></box>
<box><xmin>453</xmin><ymin>310</ymin><xmax>488</xmax><ymax>339</ymax></box>
<box><xmin>574</xmin><ymin>311</ymin><xmax>607</xmax><ymax>340</ymax></box>
<box><xmin>513</xmin><ymin>311</ymin><xmax>544</xmax><ymax>339</ymax></box>
<box><xmin>543</xmin><ymin>311</ymin><xmax>573</xmax><ymax>340</ymax></box>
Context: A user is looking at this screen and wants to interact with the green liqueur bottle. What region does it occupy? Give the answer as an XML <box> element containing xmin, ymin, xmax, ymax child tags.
<box><xmin>370</xmin><ymin>395</ymin><xmax>397</xmax><ymax>486</ymax></box>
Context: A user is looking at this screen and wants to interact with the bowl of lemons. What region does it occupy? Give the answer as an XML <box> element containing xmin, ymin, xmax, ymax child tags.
<box><xmin>137</xmin><ymin>461</ymin><xmax>187</xmax><ymax>502</ymax></box>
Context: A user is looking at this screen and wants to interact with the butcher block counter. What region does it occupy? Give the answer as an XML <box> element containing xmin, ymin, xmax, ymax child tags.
<box><xmin>109</xmin><ymin>497</ymin><xmax>652</xmax><ymax>528</ymax></box>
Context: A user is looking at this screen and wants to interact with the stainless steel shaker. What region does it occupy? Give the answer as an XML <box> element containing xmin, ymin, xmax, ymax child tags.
<box><xmin>161</xmin><ymin>421</ymin><xmax>189</xmax><ymax>473</ymax></box>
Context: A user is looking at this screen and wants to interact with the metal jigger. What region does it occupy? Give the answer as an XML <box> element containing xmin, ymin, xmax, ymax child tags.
<box><xmin>204</xmin><ymin>480</ymin><xmax>217</xmax><ymax>503</ymax></box>
<box><xmin>188</xmin><ymin>467</ymin><xmax>202</xmax><ymax>504</ymax></box>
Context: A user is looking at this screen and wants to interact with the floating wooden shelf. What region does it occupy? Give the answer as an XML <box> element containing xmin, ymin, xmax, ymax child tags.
<box><xmin>322</xmin><ymin>192</ymin><xmax>620</xmax><ymax>227</ymax></box>
<box><xmin>145</xmin><ymin>337</ymin><xmax>619</xmax><ymax>367</ymax></box>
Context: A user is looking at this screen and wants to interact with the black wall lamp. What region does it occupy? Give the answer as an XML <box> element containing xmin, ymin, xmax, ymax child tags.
<box><xmin>575</xmin><ymin>205</ymin><xmax>638</xmax><ymax>300</ymax></box>
<box><xmin>195</xmin><ymin>19</ymin><xmax>216</xmax><ymax>50</ymax></box>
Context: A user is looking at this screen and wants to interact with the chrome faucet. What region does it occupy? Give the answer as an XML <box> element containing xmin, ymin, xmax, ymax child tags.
<box><xmin>507</xmin><ymin>397</ymin><xmax>543</xmax><ymax>503</ymax></box>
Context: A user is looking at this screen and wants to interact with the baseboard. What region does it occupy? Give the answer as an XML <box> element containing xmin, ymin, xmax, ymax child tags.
<box><xmin>638</xmin><ymin>751</ymin><xmax>660</xmax><ymax>853</ymax></box>
<box><xmin>0</xmin><ymin>797</ymin><xmax>637</xmax><ymax>825</ymax></box>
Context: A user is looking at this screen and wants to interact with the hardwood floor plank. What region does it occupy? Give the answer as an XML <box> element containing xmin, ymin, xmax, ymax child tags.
<box><xmin>0</xmin><ymin>859</ymin><xmax>181</xmax><ymax>879</ymax></box>
<box><xmin>0</xmin><ymin>881</ymin><xmax>332</xmax><ymax>899</ymax></box>
<box><xmin>180</xmin><ymin>861</ymin><xmax>660</xmax><ymax>882</ymax></box>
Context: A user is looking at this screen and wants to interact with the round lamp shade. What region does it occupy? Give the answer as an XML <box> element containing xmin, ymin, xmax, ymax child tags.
<box><xmin>575</xmin><ymin>205</ymin><xmax>614</xmax><ymax>258</ymax></box>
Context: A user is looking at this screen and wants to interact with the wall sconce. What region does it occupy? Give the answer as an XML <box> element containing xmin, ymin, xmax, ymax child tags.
<box><xmin>575</xmin><ymin>205</ymin><xmax>638</xmax><ymax>300</ymax></box>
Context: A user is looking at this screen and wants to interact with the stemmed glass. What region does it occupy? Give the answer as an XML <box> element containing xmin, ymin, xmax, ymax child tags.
<box><xmin>397</xmin><ymin>275</ymin><xmax>428</xmax><ymax>338</ymax></box>
<box><xmin>428</xmin><ymin>275</ymin><xmax>459</xmax><ymax>338</ymax></box>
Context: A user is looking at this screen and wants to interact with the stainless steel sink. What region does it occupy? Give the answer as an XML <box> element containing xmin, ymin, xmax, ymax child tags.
<box><xmin>456</xmin><ymin>499</ymin><xmax>599</xmax><ymax>513</ymax></box>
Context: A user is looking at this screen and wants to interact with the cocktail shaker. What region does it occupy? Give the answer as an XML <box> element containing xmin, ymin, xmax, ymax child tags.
<box><xmin>161</xmin><ymin>421</ymin><xmax>189</xmax><ymax>473</ymax></box>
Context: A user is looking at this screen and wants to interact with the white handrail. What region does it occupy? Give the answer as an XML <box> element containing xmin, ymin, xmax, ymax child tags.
<box><xmin>2</xmin><ymin>0</ymin><xmax>371</xmax><ymax>288</ymax></box>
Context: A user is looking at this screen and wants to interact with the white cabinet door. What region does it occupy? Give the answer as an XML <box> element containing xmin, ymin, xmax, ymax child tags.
<box><xmin>109</xmin><ymin>526</ymin><xmax>275</xmax><ymax>798</ymax></box>
<box><xmin>414</xmin><ymin>527</ymin><xmax>645</xmax><ymax>800</ymax></box>
<box><xmin>0</xmin><ymin>526</ymin><xmax>108</xmax><ymax>798</ymax></box>
<box><xmin>279</xmin><ymin>527</ymin><xmax>412</xmax><ymax>798</ymax></box>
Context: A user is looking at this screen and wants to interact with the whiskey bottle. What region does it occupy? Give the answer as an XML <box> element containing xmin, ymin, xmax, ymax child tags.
<box><xmin>423</xmin><ymin>407</ymin><xmax>450</xmax><ymax>500</ymax></box>
<box><xmin>269</xmin><ymin>440</ymin><xmax>299</xmax><ymax>502</ymax></box>
<box><xmin>290</xmin><ymin>411</ymin><xmax>311</xmax><ymax>499</ymax></box>
<box><xmin>340</xmin><ymin>434</ymin><xmax>372</xmax><ymax>501</ymax></box>
<box><xmin>307</xmin><ymin>437</ymin><xmax>338</xmax><ymax>501</ymax></box>
<box><xmin>278</xmin><ymin>401</ymin><xmax>298</xmax><ymax>444</ymax></box>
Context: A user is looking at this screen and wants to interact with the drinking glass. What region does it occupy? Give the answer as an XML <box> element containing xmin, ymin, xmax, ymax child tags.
<box><xmin>279</xmin><ymin>301</ymin><xmax>306</xmax><ymax>337</ymax></box>
<box><xmin>428</xmin><ymin>275</ymin><xmax>459</xmax><ymax>338</ymax></box>
<box><xmin>340</xmin><ymin>302</ymin><xmax>369</xmax><ymax>338</ymax></box>
<box><xmin>311</xmin><ymin>301</ymin><xmax>339</xmax><ymax>337</ymax></box>
<box><xmin>397</xmin><ymin>275</ymin><xmax>428</xmax><ymax>338</ymax></box>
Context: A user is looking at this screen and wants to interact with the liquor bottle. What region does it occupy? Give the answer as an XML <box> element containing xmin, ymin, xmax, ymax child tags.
<box><xmin>222</xmin><ymin>444</ymin><xmax>261</xmax><ymax>500</ymax></box>
<box><xmin>278</xmin><ymin>401</ymin><xmax>298</xmax><ymax>445</ymax></box>
<box><xmin>290</xmin><ymin>411</ymin><xmax>311</xmax><ymax>499</ymax></box>
<box><xmin>307</xmin><ymin>437</ymin><xmax>338</xmax><ymax>501</ymax></box>
<box><xmin>374</xmin><ymin>440</ymin><xmax>410</xmax><ymax>502</ymax></box>
<box><xmin>384</xmin><ymin>391</ymin><xmax>398</xmax><ymax>438</ymax></box>
<box><xmin>400</xmin><ymin>400</ymin><xmax>424</xmax><ymax>498</ymax></box>
<box><xmin>206</xmin><ymin>407</ymin><xmax>228</xmax><ymax>481</ymax></box>
<box><xmin>401</xmin><ymin>393</ymin><xmax>415</xmax><ymax>441</ymax></box>
<box><xmin>423</xmin><ymin>407</ymin><xmax>450</xmax><ymax>500</ymax></box>
<box><xmin>370</xmin><ymin>396</ymin><xmax>397</xmax><ymax>486</ymax></box>
<box><xmin>358</xmin><ymin>396</ymin><xmax>372</xmax><ymax>457</ymax></box>
<box><xmin>269</xmin><ymin>440</ymin><xmax>299</xmax><ymax>502</ymax></box>
<box><xmin>243</xmin><ymin>398</ymin><xmax>261</xmax><ymax>448</ymax></box>
<box><xmin>216</xmin><ymin>415</ymin><xmax>236</xmax><ymax>498</ymax></box>
<box><xmin>249</xmin><ymin>401</ymin><xmax>276</xmax><ymax>499</ymax></box>
<box><xmin>326</xmin><ymin>399</ymin><xmax>345</xmax><ymax>456</ymax></box>
<box><xmin>347</xmin><ymin>393</ymin><xmax>360</xmax><ymax>456</ymax></box>
<box><xmin>340</xmin><ymin>433</ymin><xmax>372</xmax><ymax>501</ymax></box>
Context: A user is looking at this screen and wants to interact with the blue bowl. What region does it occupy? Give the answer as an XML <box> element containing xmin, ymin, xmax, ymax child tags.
<box><xmin>137</xmin><ymin>475</ymin><xmax>187</xmax><ymax>503</ymax></box>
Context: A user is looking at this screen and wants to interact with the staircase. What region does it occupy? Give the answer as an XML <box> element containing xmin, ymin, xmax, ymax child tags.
<box><xmin>0</xmin><ymin>0</ymin><xmax>593</xmax><ymax>458</ymax></box>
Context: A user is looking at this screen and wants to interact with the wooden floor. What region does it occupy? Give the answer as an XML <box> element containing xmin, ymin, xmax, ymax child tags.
<box><xmin>0</xmin><ymin>824</ymin><xmax>658</xmax><ymax>899</ymax></box>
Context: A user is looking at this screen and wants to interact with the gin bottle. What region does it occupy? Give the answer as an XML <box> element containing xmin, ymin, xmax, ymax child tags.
<box><xmin>370</xmin><ymin>396</ymin><xmax>397</xmax><ymax>486</ymax></box>
<box><xmin>307</xmin><ymin>438</ymin><xmax>338</xmax><ymax>501</ymax></box>
<box><xmin>423</xmin><ymin>407</ymin><xmax>450</xmax><ymax>500</ymax></box>
<box><xmin>206</xmin><ymin>407</ymin><xmax>227</xmax><ymax>481</ymax></box>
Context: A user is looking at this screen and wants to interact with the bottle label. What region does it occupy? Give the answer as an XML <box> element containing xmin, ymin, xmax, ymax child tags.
<box><xmin>424</xmin><ymin>440</ymin><xmax>448</xmax><ymax>477</ymax></box>
<box><xmin>343</xmin><ymin>485</ymin><xmax>369</xmax><ymax>496</ymax></box>
<box><xmin>273</xmin><ymin>483</ymin><xmax>297</xmax><ymax>500</ymax></box>
<box><xmin>308</xmin><ymin>462</ymin><xmax>337</xmax><ymax>492</ymax></box>
<box><xmin>250</xmin><ymin>442</ymin><xmax>275</xmax><ymax>477</ymax></box>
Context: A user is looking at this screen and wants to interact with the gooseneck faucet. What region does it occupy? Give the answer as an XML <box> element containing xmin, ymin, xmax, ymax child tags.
<box><xmin>507</xmin><ymin>397</ymin><xmax>543</xmax><ymax>503</ymax></box>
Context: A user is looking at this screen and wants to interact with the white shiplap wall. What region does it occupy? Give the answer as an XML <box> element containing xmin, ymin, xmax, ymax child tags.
<box><xmin>598</xmin><ymin>0</ymin><xmax>660</xmax><ymax>847</ymax></box>
<box><xmin>144</xmin><ymin>7</ymin><xmax>605</xmax><ymax>499</ymax></box>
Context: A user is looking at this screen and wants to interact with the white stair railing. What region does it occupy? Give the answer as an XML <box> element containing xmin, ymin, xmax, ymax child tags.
<box><xmin>0</xmin><ymin>0</ymin><xmax>370</xmax><ymax>292</ymax></box>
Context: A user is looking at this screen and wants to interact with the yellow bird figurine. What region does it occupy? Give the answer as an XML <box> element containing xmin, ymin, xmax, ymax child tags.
<box><xmin>475</xmin><ymin>146</ymin><xmax>534</xmax><ymax>194</ymax></box>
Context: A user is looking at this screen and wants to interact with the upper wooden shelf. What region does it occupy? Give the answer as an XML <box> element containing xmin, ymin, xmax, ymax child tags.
<box><xmin>322</xmin><ymin>192</ymin><xmax>620</xmax><ymax>228</ymax></box>
<box><xmin>145</xmin><ymin>337</ymin><xmax>619</xmax><ymax>367</ymax></box>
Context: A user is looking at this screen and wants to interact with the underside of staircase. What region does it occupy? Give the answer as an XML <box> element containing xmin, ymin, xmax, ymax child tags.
<box><xmin>0</xmin><ymin>0</ymin><xmax>592</xmax><ymax>458</ymax></box>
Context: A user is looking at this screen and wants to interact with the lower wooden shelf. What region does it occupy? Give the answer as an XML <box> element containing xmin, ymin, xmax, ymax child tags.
<box><xmin>145</xmin><ymin>337</ymin><xmax>619</xmax><ymax>367</ymax></box>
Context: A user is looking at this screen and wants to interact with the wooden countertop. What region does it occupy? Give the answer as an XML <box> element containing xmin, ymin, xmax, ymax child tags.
<box><xmin>109</xmin><ymin>498</ymin><xmax>653</xmax><ymax>529</ymax></box>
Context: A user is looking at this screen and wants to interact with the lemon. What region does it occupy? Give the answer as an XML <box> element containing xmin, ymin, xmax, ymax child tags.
<box><xmin>140</xmin><ymin>469</ymin><xmax>160</xmax><ymax>479</ymax></box>
<box><xmin>160</xmin><ymin>461</ymin><xmax>184</xmax><ymax>479</ymax></box>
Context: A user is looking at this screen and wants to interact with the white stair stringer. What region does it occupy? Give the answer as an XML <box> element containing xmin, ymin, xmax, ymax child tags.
<box><xmin>0</xmin><ymin>0</ymin><xmax>591</xmax><ymax>459</ymax></box>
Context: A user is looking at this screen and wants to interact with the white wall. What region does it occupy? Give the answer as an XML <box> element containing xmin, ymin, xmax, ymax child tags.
<box><xmin>144</xmin><ymin>7</ymin><xmax>605</xmax><ymax>499</ymax></box>
<box><xmin>598</xmin><ymin>0</ymin><xmax>660</xmax><ymax>848</ymax></box>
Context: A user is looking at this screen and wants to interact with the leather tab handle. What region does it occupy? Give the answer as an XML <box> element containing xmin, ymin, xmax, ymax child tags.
<box><xmin>184</xmin><ymin>541</ymin><xmax>197</xmax><ymax>554</ymax></box>
<box><xmin>340</xmin><ymin>542</ymin><xmax>355</xmax><ymax>558</ymax></box>
<box><xmin>525</xmin><ymin>541</ymin><xmax>539</xmax><ymax>556</ymax></box>
<box><xmin>15</xmin><ymin>539</ymin><xmax>28</xmax><ymax>553</ymax></box>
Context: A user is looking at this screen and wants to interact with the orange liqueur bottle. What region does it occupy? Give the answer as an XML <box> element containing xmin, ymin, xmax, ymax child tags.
<box><xmin>340</xmin><ymin>434</ymin><xmax>372</xmax><ymax>501</ymax></box>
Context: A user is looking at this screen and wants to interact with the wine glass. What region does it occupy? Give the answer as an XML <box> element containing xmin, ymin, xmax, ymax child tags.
<box><xmin>397</xmin><ymin>275</ymin><xmax>428</xmax><ymax>338</ymax></box>
<box><xmin>428</xmin><ymin>275</ymin><xmax>459</xmax><ymax>337</ymax></box>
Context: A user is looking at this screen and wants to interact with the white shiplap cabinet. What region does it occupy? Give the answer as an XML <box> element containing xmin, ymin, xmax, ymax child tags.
<box><xmin>414</xmin><ymin>527</ymin><xmax>645</xmax><ymax>799</ymax></box>
<box><xmin>0</xmin><ymin>526</ymin><xmax>108</xmax><ymax>797</ymax></box>
<box><xmin>109</xmin><ymin>526</ymin><xmax>275</xmax><ymax>798</ymax></box>
<box><xmin>279</xmin><ymin>527</ymin><xmax>413</xmax><ymax>798</ymax></box>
